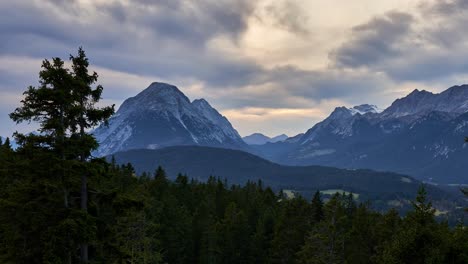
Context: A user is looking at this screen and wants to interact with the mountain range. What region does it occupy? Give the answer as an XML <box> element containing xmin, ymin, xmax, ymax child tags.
<box><xmin>94</xmin><ymin>82</ymin><xmax>468</xmax><ymax>184</ymax></box>
<box><xmin>242</xmin><ymin>133</ymin><xmax>288</xmax><ymax>145</ymax></box>
<box><xmin>253</xmin><ymin>85</ymin><xmax>468</xmax><ymax>184</ymax></box>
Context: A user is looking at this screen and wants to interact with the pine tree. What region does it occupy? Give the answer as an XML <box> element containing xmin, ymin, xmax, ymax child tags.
<box><xmin>311</xmin><ymin>191</ymin><xmax>324</xmax><ymax>223</ymax></box>
<box><xmin>218</xmin><ymin>202</ymin><xmax>250</xmax><ymax>264</ymax></box>
<box><xmin>10</xmin><ymin>56</ymin><xmax>78</xmax><ymax>263</ymax></box>
<box><xmin>9</xmin><ymin>48</ymin><xmax>114</xmax><ymax>263</ymax></box>
<box><xmin>380</xmin><ymin>185</ymin><xmax>446</xmax><ymax>263</ymax></box>
<box><xmin>250</xmin><ymin>207</ymin><xmax>275</xmax><ymax>263</ymax></box>
<box><xmin>3</xmin><ymin>137</ymin><xmax>11</xmax><ymax>150</ymax></box>
<box><xmin>298</xmin><ymin>193</ymin><xmax>347</xmax><ymax>264</ymax></box>
<box><xmin>270</xmin><ymin>197</ymin><xmax>311</xmax><ymax>264</ymax></box>
<box><xmin>69</xmin><ymin>47</ymin><xmax>114</xmax><ymax>262</ymax></box>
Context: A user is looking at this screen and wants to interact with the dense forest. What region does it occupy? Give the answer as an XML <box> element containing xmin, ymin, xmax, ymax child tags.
<box><xmin>1</xmin><ymin>141</ymin><xmax>468</xmax><ymax>263</ymax></box>
<box><xmin>0</xmin><ymin>49</ymin><xmax>467</xmax><ymax>263</ymax></box>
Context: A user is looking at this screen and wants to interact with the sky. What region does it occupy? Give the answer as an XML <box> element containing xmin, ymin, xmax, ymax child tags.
<box><xmin>2</xmin><ymin>0</ymin><xmax>468</xmax><ymax>137</ymax></box>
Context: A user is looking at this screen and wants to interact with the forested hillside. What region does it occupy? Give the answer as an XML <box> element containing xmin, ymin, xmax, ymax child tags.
<box><xmin>110</xmin><ymin>146</ymin><xmax>465</xmax><ymax>214</ymax></box>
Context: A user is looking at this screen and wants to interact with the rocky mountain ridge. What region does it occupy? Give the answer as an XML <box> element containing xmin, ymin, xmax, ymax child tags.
<box><xmin>93</xmin><ymin>82</ymin><xmax>246</xmax><ymax>156</ymax></box>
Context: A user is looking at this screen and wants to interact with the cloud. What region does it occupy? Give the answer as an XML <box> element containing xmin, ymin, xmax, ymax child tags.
<box><xmin>263</xmin><ymin>0</ymin><xmax>311</xmax><ymax>35</ymax></box>
<box><xmin>331</xmin><ymin>1</ymin><xmax>468</xmax><ymax>82</ymax></box>
<box><xmin>2</xmin><ymin>0</ymin><xmax>468</xmax><ymax>137</ymax></box>
<box><xmin>420</xmin><ymin>0</ymin><xmax>468</xmax><ymax>16</ymax></box>
<box><xmin>223</xmin><ymin>107</ymin><xmax>326</xmax><ymax>137</ymax></box>
<box><xmin>222</xmin><ymin>98</ymin><xmax>346</xmax><ymax>136</ymax></box>
<box><xmin>332</xmin><ymin>11</ymin><xmax>415</xmax><ymax>68</ymax></box>
<box><xmin>0</xmin><ymin>0</ymin><xmax>263</xmax><ymax>87</ymax></box>
<box><xmin>101</xmin><ymin>0</ymin><xmax>256</xmax><ymax>45</ymax></box>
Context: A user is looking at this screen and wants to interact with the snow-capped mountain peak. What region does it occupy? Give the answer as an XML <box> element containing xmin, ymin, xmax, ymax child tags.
<box><xmin>328</xmin><ymin>107</ymin><xmax>354</xmax><ymax>120</ymax></box>
<box><xmin>350</xmin><ymin>104</ymin><xmax>382</xmax><ymax>115</ymax></box>
<box><xmin>382</xmin><ymin>85</ymin><xmax>468</xmax><ymax>118</ymax></box>
<box><xmin>328</xmin><ymin>104</ymin><xmax>381</xmax><ymax>120</ymax></box>
<box><xmin>93</xmin><ymin>82</ymin><xmax>246</xmax><ymax>156</ymax></box>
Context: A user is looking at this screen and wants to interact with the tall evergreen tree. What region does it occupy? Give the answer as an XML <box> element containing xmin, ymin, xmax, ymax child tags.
<box><xmin>270</xmin><ymin>197</ymin><xmax>311</xmax><ymax>264</ymax></box>
<box><xmin>311</xmin><ymin>191</ymin><xmax>324</xmax><ymax>223</ymax></box>
<box><xmin>380</xmin><ymin>186</ymin><xmax>446</xmax><ymax>263</ymax></box>
<box><xmin>9</xmin><ymin>48</ymin><xmax>114</xmax><ymax>263</ymax></box>
<box><xmin>68</xmin><ymin>47</ymin><xmax>114</xmax><ymax>262</ymax></box>
<box><xmin>10</xmin><ymin>56</ymin><xmax>78</xmax><ymax>263</ymax></box>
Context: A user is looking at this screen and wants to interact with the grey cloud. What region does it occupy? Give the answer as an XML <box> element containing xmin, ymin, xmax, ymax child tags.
<box><xmin>209</xmin><ymin>65</ymin><xmax>391</xmax><ymax>109</ymax></box>
<box><xmin>420</xmin><ymin>0</ymin><xmax>468</xmax><ymax>16</ymax></box>
<box><xmin>101</xmin><ymin>0</ymin><xmax>256</xmax><ymax>45</ymax></box>
<box><xmin>0</xmin><ymin>0</ymin><xmax>262</xmax><ymax>88</ymax></box>
<box><xmin>333</xmin><ymin>11</ymin><xmax>414</xmax><ymax>68</ymax></box>
<box><xmin>382</xmin><ymin>50</ymin><xmax>468</xmax><ymax>81</ymax></box>
<box><xmin>420</xmin><ymin>0</ymin><xmax>468</xmax><ymax>49</ymax></box>
<box><xmin>267</xmin><ymin>66</ymin><xmax>389</xmax><ymax>101</ymax></box>
<box><xmin>331</xmin><ymin>2</ymin><xmax>468</xmax><ymax>82</ymax></box>
<box><xmin>264</xmin><ymin>0</ymin><xmax>310</xmax><ymax>35</ymax></box>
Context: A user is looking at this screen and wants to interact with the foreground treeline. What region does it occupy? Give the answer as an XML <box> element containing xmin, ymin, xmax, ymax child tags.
<box><xmin>0</xmin><ymin>142</ymin><xmax>467</xmax><ymax>263</ymax></box>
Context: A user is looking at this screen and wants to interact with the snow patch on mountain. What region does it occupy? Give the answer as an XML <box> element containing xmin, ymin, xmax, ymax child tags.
<box><xmin>349</xmin><ymin>104</ymin><xmax>382</xmax><ymax>115</ymax></box>
<box><xmin>429</xmin><ymin>142</ymin><xmax>455</xmax><ymax>159</ymax></box>
<box><xmin>454</xmin><ymin>121</ymin><xmax>468</xmax><ymax>133</ymax></box>
<box><xmin>192</xmin><ymin>99</ymin><xmax>242</xmax><ymax>141</ymax></box>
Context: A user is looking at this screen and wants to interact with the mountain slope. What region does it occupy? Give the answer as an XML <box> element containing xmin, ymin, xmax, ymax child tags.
<box><xmin>93</xmin><ymin>82</ymin><xmax>246</xmax><ymax>156</ymax></box>
<box><xmin>252</xmin><ymin>85</ymin><xmax>468</xmax><ymax>184</ymax></box>
<box><xmin>270</xmin><ymin>134</ymin><xmax>288</xmax><ymax>143</ymax></box>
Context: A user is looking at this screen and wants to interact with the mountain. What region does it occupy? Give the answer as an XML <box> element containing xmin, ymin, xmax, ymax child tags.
<box><xmin>381</xmin><ymin>86</ymin><xmax>468</xmax><ymax>119</ymax></box>
<box><xmin>109</xmin><ymin>146</ymin><xmax>462</xmax><ymax>212</ymax></box>
<box><xmin>252</xmin><ymin>85</ymin><xmax>468</xmax><ymax>184</ymax></box>
<box><xmin>242</xmin><ymin>133</ymin><xmax>271</xmax><ymax>145</ymax></box>
<box><xmin>242</xmin><ymin>133</ymin><xmax>288</xmax><ymax>145</ymax></box>
<box><xmin>270</xmin><ymin>134</ymin><xmax>289</xmax><ymax>142</ymax></box>
<box><xmin>93</xmin><ymin>82</ymin><xmax>246</xmax><ymax>156</ymax></box>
